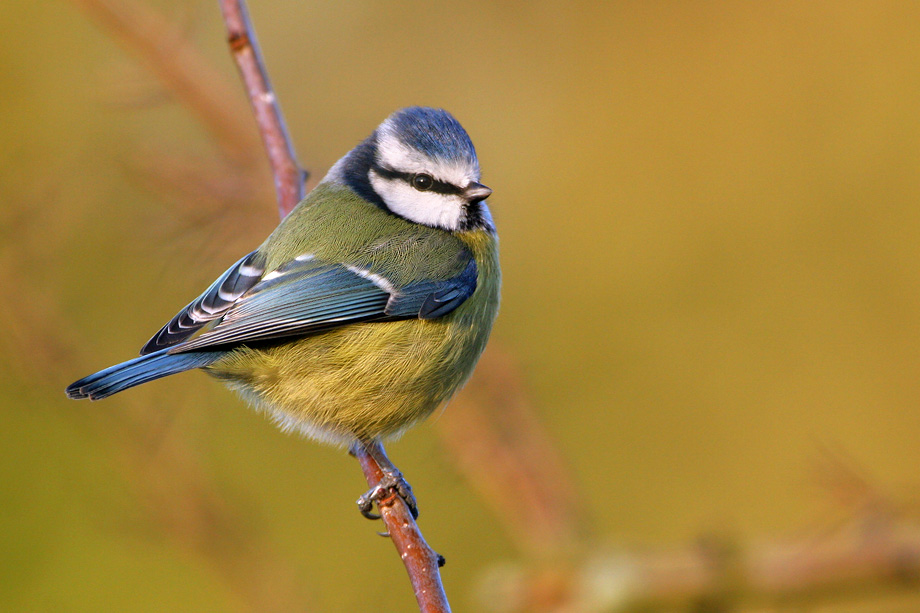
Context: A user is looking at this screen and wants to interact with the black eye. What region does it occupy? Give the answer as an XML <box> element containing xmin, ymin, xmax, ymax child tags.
<box><xmin>411</xmin><ymin>173</ymin><xmax>434</xmax><ymax>191</ymax></box>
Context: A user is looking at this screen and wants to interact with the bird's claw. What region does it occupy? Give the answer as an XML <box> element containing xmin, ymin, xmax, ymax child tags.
<box><xmin>356</xmin><ymin>469</ymin><xmax>419</xmax><ymax>520</ymax></box>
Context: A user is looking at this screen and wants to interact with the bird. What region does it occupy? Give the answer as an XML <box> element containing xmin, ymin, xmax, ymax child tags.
<box><xmin>66</xmin><ymin>106</ymin><xmax>500</xmax><ymax>518</ymax></box>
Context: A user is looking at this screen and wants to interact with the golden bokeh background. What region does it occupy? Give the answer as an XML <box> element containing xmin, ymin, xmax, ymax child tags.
<box><xmin>4</xmin><ymin>1</ymin><xmax>920</xmax><ymax>611</ymax></box>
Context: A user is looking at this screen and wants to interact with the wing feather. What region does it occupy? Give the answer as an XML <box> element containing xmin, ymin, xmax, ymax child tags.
<box><xmin>165</xmin><ymin>251</ymin><xmax>478</xmax><ymax>354</ymax></box>
<box><xmin>140</xmin><ymin>251</ymin><xmax>265</xmax><ymax>355</ymax></box>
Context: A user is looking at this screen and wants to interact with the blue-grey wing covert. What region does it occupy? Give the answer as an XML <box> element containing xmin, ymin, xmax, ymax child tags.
<box><xmin>169</xmin><ymin>253</ymin><xmax>477</xmax><ymax>353</ymax></box>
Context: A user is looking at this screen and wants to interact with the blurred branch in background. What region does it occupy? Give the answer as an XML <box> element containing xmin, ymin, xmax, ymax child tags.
<box><xmin>112</xmin><ymin>408</ymin><xmax>307</xmax><ymax>611</ymax></box>
<box><xmin>70</xmin><ymin>0</ymin><xmax>275</xmax><ymax>263</ymax></box>
<box><xmin>0</xmin><ymin>209</ymin><xmax>78</xmax><ymax>383</ymax></box>
<box><xmin>477</xmin><ymin>491</ymin><xmax>920</xmax><ymax>612</ymax></box>
<box><xmin>1</xmin><ymin>208</ymin><xmax>310</xmax><ymax>610</ymax></box>
<box><xmin>69</xmin><ymin>0</ymin><xmax>260</xmax><ymax>166</ymax></box>
<box><xmin>438</xmin><ymin>346</ymin><xmax>586</xmax><ymax>559</ymax></box>
<box><xmin>455</xmin><ymin>377</ymin><xmax>920</xmax><ymax>611</ymax></box>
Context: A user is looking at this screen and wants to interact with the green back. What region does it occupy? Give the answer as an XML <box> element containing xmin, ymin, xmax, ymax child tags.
<box><xmin>259</xmin><ymin>183</ymin><xmax>471</xmax><ymax>287</ymax></box>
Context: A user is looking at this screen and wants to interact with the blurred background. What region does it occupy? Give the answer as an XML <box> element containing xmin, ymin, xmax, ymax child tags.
<box><xmin>4</xmin><ymin>1</ymin><xmax>920</xmax><ymax>611</ymax></box>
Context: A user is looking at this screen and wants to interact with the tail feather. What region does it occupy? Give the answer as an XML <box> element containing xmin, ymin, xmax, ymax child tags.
<box><xmin>66</xmin><ymin>350</ymin><xmax>222</xmax><ymax>400</ymax></box>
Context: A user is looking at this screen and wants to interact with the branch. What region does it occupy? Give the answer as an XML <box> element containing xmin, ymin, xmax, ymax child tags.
<box><xmin>217</xmin><ymin>2</ymin><xmax>451</xmax><ymax>609</ymax></box>
<box><xmin>355</xmin><ymin>443</ymin><xmax>452</xmax><ymax>613</ymax></box>
<box><xmin>218</xmin><ymin>0</ymin><xmax>307</xmax><ymax>218</ymax></box>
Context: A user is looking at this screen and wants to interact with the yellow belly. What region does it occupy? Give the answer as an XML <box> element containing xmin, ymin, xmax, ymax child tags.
<box><xmin>205</xmin><ymin>316</ymin><xmax>484</xmax><ymax>445</ymax></box>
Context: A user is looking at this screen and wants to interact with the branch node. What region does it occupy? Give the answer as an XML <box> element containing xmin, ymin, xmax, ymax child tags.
<box><xmin>227</xmin><ymin>30</ymin><xmax>249</xmax><ymax>52</ymax></box>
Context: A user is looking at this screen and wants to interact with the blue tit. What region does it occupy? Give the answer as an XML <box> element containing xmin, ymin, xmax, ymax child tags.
<box><xmin>66</xmin><ymin>107</ymin><xmax>500</xmax><ymax>512</ymax></box>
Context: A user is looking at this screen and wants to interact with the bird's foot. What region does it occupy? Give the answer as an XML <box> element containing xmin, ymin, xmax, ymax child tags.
<box><xmin>356</xmin><ymin>467</ymin><xmax>419</xmax><ymax>520</ymax></box>
<box><xmin>351</xmin><ymin>440</ymin><xmax>420</xmax><ymax>520</ymax></box>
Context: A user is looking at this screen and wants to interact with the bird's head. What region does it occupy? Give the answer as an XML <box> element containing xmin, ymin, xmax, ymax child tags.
<box><xmin>328</xmin><ymin>107</ymin><xmax>493</xmax><ymax>232</ymax></box>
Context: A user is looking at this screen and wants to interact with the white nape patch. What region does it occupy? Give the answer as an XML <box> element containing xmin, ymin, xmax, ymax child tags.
<box><xmin>369</xmin><ymin>171</ymin><xmax>466</xmax><ymax>231</ymax></box>
<box><xmin>347</xmin><ymin>265</ymin><xmax>396</xmax><ymax>294</ymax></box>
<box><xmin>375</xmin><ymin>128</ymin><xmax>480</xmax><ymax>187</ymax></box>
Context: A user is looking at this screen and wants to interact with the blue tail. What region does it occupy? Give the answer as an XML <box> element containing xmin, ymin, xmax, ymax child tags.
<box><xmin>66</xmin><ymin>349</ymin><xmax>223</xmax><ymax>400</ymax></box>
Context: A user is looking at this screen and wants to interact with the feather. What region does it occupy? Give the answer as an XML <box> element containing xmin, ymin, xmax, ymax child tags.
<box><xmin>66</xmin><ymin>349</ymin><xmax>222</xmax><ymax>400</ymax></box>
<box><xmin>171</xmin><ymin>254</ymin><xmax>477</xmax><ymax>353</ymax></box>
<box><xmin>140</xmin><ymin>251</ymin><xmax>265</xmax><ymax>355</ymax></box>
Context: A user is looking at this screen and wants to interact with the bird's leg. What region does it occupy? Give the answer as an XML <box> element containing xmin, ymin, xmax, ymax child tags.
<box><xmin>351</xmin><ymin>439</ymin><xmax>419</xmax><ymax>520</ymax></box>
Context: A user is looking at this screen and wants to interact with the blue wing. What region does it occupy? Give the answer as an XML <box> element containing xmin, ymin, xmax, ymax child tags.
<box><xmin>167</xmin><ymin>252</ymin><xmax>477</xmax><ymax>354</ymax></box>
<box><xmin>388</xmin><ymin>257</ymin><xmax>478</xmax><ymax>319</ymax></box>
<box><xmin>140</xmin><ymin>250</ymin><xmax>266</xmax><ymax>355</ymax></box>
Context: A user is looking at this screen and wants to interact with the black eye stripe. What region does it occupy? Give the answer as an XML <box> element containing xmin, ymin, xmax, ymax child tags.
<box><xmin>372</xmin><ymin>164</ymin><xmax>463</xmax><ymax>196</ymax></box>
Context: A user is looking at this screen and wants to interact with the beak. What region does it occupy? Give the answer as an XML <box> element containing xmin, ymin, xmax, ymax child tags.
<box><xmin>463</xmin><ymin>181</ymin><xmax>492</xmax><ymax>202</ymax></box>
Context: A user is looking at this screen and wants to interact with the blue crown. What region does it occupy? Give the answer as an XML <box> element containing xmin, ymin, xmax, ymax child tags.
<box><xmin>385</xmin><ymin>107</ymin><xmax>478</xmax><ymax>166</ymax></box>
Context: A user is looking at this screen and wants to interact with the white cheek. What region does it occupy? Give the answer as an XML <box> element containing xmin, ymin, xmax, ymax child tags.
<box><xmin>370</xmin><ymin>174</ymin><xmax>464</xmax><ymax>231</ymax></box>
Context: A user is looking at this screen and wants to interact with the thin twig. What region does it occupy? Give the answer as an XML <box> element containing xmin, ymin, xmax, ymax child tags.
<box><xmin>218</xmin><ymin>0</ymin><xmax>307</xmax><ymax>218</ymax></box>
<box><xmin>217</xmin><ymin>2</ymin><xmax>451</xmax><ymax>609</ymax></box>
<box><xmin>355</xmin><ymin>443</ymin><xmax>452</xmax><ymax>613</ymax></box>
